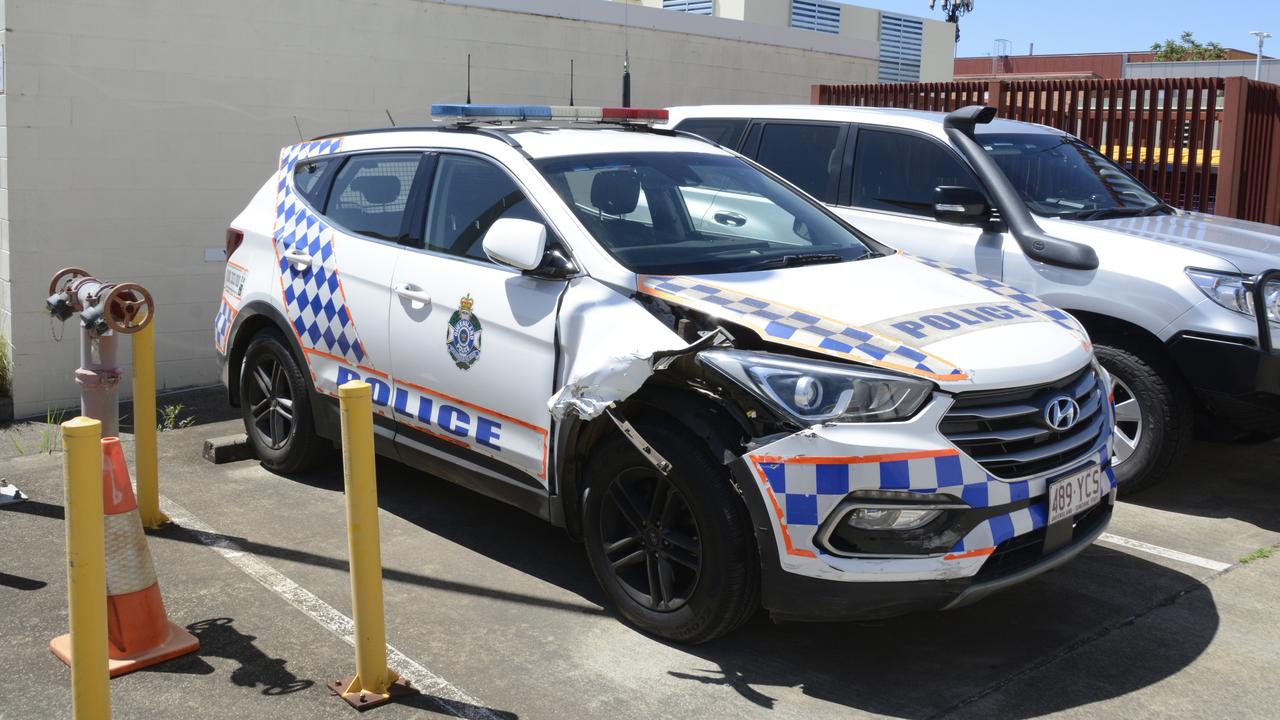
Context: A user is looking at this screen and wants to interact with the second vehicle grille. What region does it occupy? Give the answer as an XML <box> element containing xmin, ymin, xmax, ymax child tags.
<box><xmin>939</xmin><ymin>365</ymin><xmax>1107</xmax><ymax>479</ymax></box>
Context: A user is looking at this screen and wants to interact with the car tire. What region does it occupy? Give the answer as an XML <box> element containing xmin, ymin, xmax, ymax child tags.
<box><xmin>1094</xmin><ymin>342</ymin><xmax>1192</xmax><ymax>495</ymax></box>
<box><xmin>582</xmin><ymin>421</ymin><xmax>758</xmax><ymax>644</ymax></box>
<box><xmin>239</xmin><ymin>329</ymin><xmax>327</xmax><ymax>474</ymax></box>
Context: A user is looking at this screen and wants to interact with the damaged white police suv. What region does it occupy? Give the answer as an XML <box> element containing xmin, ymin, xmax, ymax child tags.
<box><xmin>216</xmin><ymin>104</ymin><xmax>1115</xmax><ymax>643</ymax></box>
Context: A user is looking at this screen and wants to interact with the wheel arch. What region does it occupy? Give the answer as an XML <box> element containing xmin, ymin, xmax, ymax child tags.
<box><xmin>1065</xmin><ymin>309</ymin><xmax>1180</xmax><ymax>368</ymax></box>
<box><xmin>226</xmin><ymin>301</ymin><xmax>312</xmax><ymax>408</ymax></box>
<box><xmin>555</xmin><ymin>382</ymin><xmax>759</xmax><ymax>541</ymax></box>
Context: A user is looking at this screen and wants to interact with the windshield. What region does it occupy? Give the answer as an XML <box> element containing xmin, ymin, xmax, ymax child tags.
<box><xmin>534</xmin><ymin>152</ymin><xmax>879</xmax><ymax>275</ymax></box>
<box><xmin>977</xmin><ymin>132</ymin><xmax>1169</xmax><ymax>220</ymax></box>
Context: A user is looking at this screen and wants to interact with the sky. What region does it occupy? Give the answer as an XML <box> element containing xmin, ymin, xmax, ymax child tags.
<box><xmin>842</xmin><ymin>0</ymin><xmax>1280</xmax><ymax>59</ymax></box>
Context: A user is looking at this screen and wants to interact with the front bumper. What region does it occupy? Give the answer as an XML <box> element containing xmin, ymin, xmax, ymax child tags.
<box><xmin>1167</xmin><ymin>331</ymin><xmax>1280</xmax><ymax>429</ymax></box>
<box><xmin>732</xmin><ymin>394</ymin><xmax>1115</xmax><ymax>622</ymax></box>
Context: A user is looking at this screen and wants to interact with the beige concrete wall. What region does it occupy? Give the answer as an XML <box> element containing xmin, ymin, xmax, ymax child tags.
<box><xmin>839</xmin><ymin>6</ymin><xmax>881</xmax><ymax>47</ymax></box>
<box><xmin>742</xmin><ymin>0</ymin><xmax>789</xmax><ymax>28</ymax></box>
<box><xmin>921</xmin><ymin>18</ymin><xmax>957</xmax><ymax>82</ymax></box>
<box><xmin>3</xmin><ymin>0</ymin><xmax>877</xmax><ymax>417</ymax></box>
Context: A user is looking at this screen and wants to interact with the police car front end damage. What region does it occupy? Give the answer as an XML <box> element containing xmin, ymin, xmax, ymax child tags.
<box><xmin>588</xmin><ymin>257</ymin><xmax>1117</xmax><ymax>622</ymax></box>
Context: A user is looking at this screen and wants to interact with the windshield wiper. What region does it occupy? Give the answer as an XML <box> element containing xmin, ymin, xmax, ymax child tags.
<box><xmin>1062</xmin><ymin>205</ymin><xmax>1170</xmax><ymax>221</ymax></box>
<box><xmin>742</xmin><ymin>252</ymin><xmax>850</xmax><ymax>271</ymax></box>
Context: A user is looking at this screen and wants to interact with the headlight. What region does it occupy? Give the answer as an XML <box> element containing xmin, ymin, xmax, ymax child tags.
<box><xmin>699</xmin><ymin>349</ymin><xmax>934</xmax><ymax>424</ymax></box>
<box><xmin>1186</xmin><ymin>268</ymin><xmax>1280</xmax><ymax>326</ymax></box>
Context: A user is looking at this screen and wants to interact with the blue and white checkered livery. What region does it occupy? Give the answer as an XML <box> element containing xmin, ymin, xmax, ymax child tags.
<box><xmin>273</xmin><ymin>138</ymin><xmax>368</xmax><ymax>365</ymax></box>
<box><xmin>908</xmin><ymin>255</ymin><xmax>1089</xmax><ymax>343</ymax></box>
<box><xmin>639</xmin><ymin>275</ymin><xmax>969</xmax><ymax>381</ymax></box>
<box><xmin>751</xmin><ymin>446</ymin><xmax>1114</xmax><ymax>558</ymax></box>
<box><xmin>213</xmin><ymin>296</ymin><xmax>236</xmax><ymax>355</ymax></box>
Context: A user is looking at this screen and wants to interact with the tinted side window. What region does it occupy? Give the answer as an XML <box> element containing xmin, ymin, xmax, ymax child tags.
<box><xmin>293</xmin><ymin>157</ymin><xmax>338</xmax><ymax>208</ymax></box>
<box><xmin>325</xmin><ymin>153</ymin><xmax>423</xmax><ymax>241</ymax></box>
<box><xmin>673</xmin><ymin>118</ymin><xmax>749</xmax><ymax>148</ymax></box>
<box><xmin>852</xmin><ymin>129</ymin><xmax>980</xmax><ymax>216</ymax></box>
<box><xmin>426</xmin><ymin>155</ymin><xmax>547</xmax><ymax>263</ymax></box>
<box><xmin>753</xmin><ymin>123</ymin><xmax>843</xmax><ymax>200</ymax></box>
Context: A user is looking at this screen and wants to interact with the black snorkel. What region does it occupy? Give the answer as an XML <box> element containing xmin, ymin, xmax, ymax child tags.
<box><xmin>944</xmin><ymin>105</ymin><xmax>1100</xmax><ymax>271</ymax></box>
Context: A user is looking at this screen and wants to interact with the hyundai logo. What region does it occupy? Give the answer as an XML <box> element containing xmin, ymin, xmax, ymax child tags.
<box><xmin>1044</xmin><ymin>395</ymin><xmax>1081</xmax><ymax>431</ymax></box>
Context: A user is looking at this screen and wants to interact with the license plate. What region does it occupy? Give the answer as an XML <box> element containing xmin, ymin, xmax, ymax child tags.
<box><xmin>1047</xmin><ymin>465</ymin><xmax>1105</xmax><ymax>525</ymax></box>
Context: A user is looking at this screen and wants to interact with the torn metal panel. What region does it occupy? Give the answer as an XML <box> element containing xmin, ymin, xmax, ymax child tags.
<box><xmin>548</xmin><ymin>277</ymin><xmax>688</xmax><ymax>421</ymax></box>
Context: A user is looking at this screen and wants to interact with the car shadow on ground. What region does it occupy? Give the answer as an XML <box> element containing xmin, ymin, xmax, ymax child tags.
<box><xmin>266</xmin><ymin>452</ymin><xmax>1219</xmax><ymax>719</ymax></box>
<box><xmin>1125</xmin><ymin>439</ymin><xmax>1280</xmax><ymax>532</ymax></box>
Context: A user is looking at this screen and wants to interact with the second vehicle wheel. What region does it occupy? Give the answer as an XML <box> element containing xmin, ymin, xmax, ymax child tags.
<box><xmin>1094</xmin><ymin>342</ymin><xmax>1193</xmax><ymax>495</ymax></box>
<box><xmin>582</xmin><ymin>422</ymin><xmax>758</xmax><ymax>644</ymax></box>
<box><xmin>239</xmin><ymin>329</ymin><xmax>328</xmax><ymax>473</ymax></box>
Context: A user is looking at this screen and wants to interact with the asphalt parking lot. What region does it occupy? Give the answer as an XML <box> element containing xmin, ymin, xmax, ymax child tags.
<box><xmin>2</xmin><ymin>388</ymin><xmax>1278</xmax><ymax>719</ymax></box>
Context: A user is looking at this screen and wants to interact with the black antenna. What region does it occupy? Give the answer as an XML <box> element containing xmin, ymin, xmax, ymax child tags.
<box><xmin>466</xmin><ymin>53</ymin><xmax>472</xmax><ymax>104</ymax></box>
<box><xmin>385</xmin><ymin>109</ymin><xmax>396</xmax><ymax>126</ymax></box>
<box><xmin>622</xmin><ymin>51</ymin><xmax>631</xmax><ymax>108</ymax></box>
<box><xmin>292</xmin><ymin>115</ymin><xmax>303</xmax><ymax>141</ymax></box>
<box><xmin>569</xmin><ymin>59</ymin><xmax>575</xmax><ymax>107</ymax></box>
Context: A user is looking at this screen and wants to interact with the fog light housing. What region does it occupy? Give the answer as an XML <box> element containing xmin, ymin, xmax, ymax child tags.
<box><xmin>845</xmin><ymin>507</ymin><xmax>943</xmax><ymax>531</ymax></box>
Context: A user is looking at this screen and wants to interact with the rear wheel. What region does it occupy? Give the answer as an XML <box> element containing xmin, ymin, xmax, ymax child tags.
<box><xmin>582</xmin><ymin>422</ymin><xmax>758</xmax><ymax>643</ymax></box>
<box><xmin>239</xmin><ymin>329</ymin><xmax>326</xmax><ymax>473</ymax></box>
<box><xmin>1094</xmin><ymin>342</ymin><xmax>1192</xmax><ymax>495</ymax></box>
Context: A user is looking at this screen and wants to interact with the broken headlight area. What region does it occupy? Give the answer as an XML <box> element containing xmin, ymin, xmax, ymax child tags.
<box><xmin>815</xmin><ymin>490</ymin><xmax>1025</xmax><ymax>557</ymax></box>
<box><xmin>698</xmin><ymin>350</ymin><xmax>934</xmax><ymax>424</ymax></box>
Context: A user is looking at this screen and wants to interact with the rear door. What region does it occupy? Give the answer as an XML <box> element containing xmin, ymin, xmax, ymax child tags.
<box><xmin>278</xmin><ymin>151</ymin><xmax>426</xmax><ymax>413</ymax></box>
<box><xmin>740</xmin><ymin>120</ymin><xmax>849</xmax><ymax>205</ymax></box>
<box><xmin>386</xmin><ymin>152</ymin><xmax>566</xmax><ymax>496</ymax></box>
<box><xmin>834</xmin><ymin>126</ymin><xmax>1005</xmax><ymax>278</ymax></box>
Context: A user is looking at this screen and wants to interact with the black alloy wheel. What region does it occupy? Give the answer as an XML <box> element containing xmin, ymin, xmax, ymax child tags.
<box><xmin>598</xmin><ymin>467</ymin><xmax>703</xmax><ymax>612</ymax></box>
<box><xmin>246</xmin><ymin>354</ymin><xmax>295</xmax><ymax>451</ymax></box>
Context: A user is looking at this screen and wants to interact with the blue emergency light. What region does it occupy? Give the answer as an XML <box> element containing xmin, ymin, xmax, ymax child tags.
<box><xmin>430</xmin><ymin>103</ymin><xmax>668</xmax><ymax>123</ymax></box>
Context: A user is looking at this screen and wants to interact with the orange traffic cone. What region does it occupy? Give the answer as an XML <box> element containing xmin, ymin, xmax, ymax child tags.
<box><xmin>50</xmin><ymin>438</ymin><xmax>199</xmax><ymax>676</ymax></box>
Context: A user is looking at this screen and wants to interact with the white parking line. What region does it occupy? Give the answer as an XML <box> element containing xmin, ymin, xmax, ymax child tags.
<box><xmin>159</xmin><ymin>496</ymin><xmax>501</xmax><ymax>720</ymax></box>
<box><xmin>1097</xmin><ymin>532</ymin><xmax>1232</xmax><ymax>572</ymax></box>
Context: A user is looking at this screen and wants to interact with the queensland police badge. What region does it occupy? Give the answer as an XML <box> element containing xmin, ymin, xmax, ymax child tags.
<box><xmin>446</xmin><ymin>294</ymin><xmax>483</xmax><ymax>370</ymax></box>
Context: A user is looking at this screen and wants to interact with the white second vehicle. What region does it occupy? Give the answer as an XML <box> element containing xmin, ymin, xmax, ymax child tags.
<box><xmin>217</xmin><ymin>104</ymin><xmax>1115</xmax><ymax>642</ymax></box>
<box><xmin>666</xmin><ymin>104</ymin><xmax>1280</xmax><ymax>494</ymax></box>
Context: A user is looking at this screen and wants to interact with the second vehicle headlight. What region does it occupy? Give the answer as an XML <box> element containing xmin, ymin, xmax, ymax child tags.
<box><xmin>1186</xmin><ymin>268</ymin><xmax>1280</xmax><ymax>325</ymax></box>
<box><xmin>699</xmin><ymin>349</ymin><xmax>934</xmax><ymax>423</ymax></box>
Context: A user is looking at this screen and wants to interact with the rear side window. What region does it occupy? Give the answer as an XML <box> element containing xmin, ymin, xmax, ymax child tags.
<box><xmin>851</xmin><ymin>129</ymin><xmax>981</xmax><ymax>216</ymax></box>
<box><xmin>293</xmin><ymin>157</ymin><xmax>338</xmax><ymax>208</ymax></box>
<box><xmin>753</xmin><ymin>123</ymin><xmax>843</xmax><ymax>201</ymax></box>
<box><xmin>325</xmin><ymin>153</ymin><xmax>423</xmax><ymax>241</ymax></box>
<box><xmin>425</xmin><ymin>154</ymin><xmax>548</xmax><ymax>263</ymax></box>
<box><xmin>673</xmin><ymin>118</ymin><xmax>748</xmax><ymax>148</ymax></box>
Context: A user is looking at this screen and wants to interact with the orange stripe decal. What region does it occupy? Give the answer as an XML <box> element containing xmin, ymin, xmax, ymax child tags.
<box><xmin>751</xmin><ymin>449</ymin><xmax>959</xmax><ymax>466</ymax></box>
<box><xmin>749</xmin><ymin>460</ymin><xmax>817</xmax><ymax>559</ymax></box>
<box><xmin>945</xmin><ymin>547</ymin><xmax>995</xmax><ymax>561</ymax></box>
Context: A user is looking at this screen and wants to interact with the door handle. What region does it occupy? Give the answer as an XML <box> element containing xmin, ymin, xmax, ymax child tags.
<box><xmin>713</xmin><ymin>211</ymin><xmax>747</xmax><ymax>227</ymax></box>
<box><xmin>283</xmin><ymin>248</ymin><xmax>314</xmax><ymax>270</ymax></box>
<box><xmin>393</xmin><ymin>283</ymin><xmax>432</xmax><ymax>305</ymax></box>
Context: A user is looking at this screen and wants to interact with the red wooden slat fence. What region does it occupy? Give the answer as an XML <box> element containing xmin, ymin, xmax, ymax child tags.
<box><xmin>812</xmin><ymin>77</ymin><xmax>1280</xmax><ymax>225</ymax></box>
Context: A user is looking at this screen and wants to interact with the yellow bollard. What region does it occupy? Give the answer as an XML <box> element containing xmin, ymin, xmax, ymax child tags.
<box><xmin>56</xmin><ymin>417</ymin><xmax>111</xmax><ymax>720</ymax></box>
<box><xmin>132</xmin><ymin>321</ymin><xmax>169</xmax><ymax>529</ymax></box>
<box><xmin>328</xmin><ymin>381</ymin><xmax>414</xmax><ymax>710</ymax></box>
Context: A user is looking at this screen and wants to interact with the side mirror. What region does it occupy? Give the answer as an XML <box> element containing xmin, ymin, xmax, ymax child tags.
<box><xmin>482</xmin><ymin>218</ymin><xmax>547</xmax><ymax>271</ymax></box>
<box><xmin>933</xmin><ymin>186</ymin><xmax>990</xmax><ymax>225</ymax></box>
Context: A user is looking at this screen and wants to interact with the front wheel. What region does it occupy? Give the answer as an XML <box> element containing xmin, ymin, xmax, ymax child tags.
<box><xmin>582</xmin><ymin>423</ymin><xmax>758</xmax><ymax>643</ymax></box>
<box><xmin>1094</xmin><ymin>343</ymin><xmax>1192</xmax><ymax>495</ymax></box>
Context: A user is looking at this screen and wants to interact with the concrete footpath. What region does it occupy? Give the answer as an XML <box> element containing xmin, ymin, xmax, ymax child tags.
<box><xmin>2</xmin><ymin>400</ymin><xmax>1278</xmax><ymax>719</ymax></box>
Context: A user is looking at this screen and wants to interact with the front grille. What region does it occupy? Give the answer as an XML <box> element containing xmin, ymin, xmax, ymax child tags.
<box><xmin>940</xmin><ymin>365</ymin><xmax>1107</xmax><ymax>479</ymax></box>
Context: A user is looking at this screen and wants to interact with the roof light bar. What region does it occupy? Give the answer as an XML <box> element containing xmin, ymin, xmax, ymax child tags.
<box><xmin>430</xmin><ymin>103</ymin><xmax>668</xmax><ymax>124</ymax></box>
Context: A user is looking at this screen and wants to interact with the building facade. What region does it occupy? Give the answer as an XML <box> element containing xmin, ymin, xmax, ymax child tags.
<box><xmin>0</xmin><ymin>0</ymin><xmax>953</xmax><ymax>418</ymax></box>
<box><xmin>955</xmin><ymin>49</ymin><xmax>1265</xmax><ymax>82</ymax></box>
<box><xmin>636</xmin><ymin>0</ymin><xmax>955</xmax><ymax>82</ymax></box>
